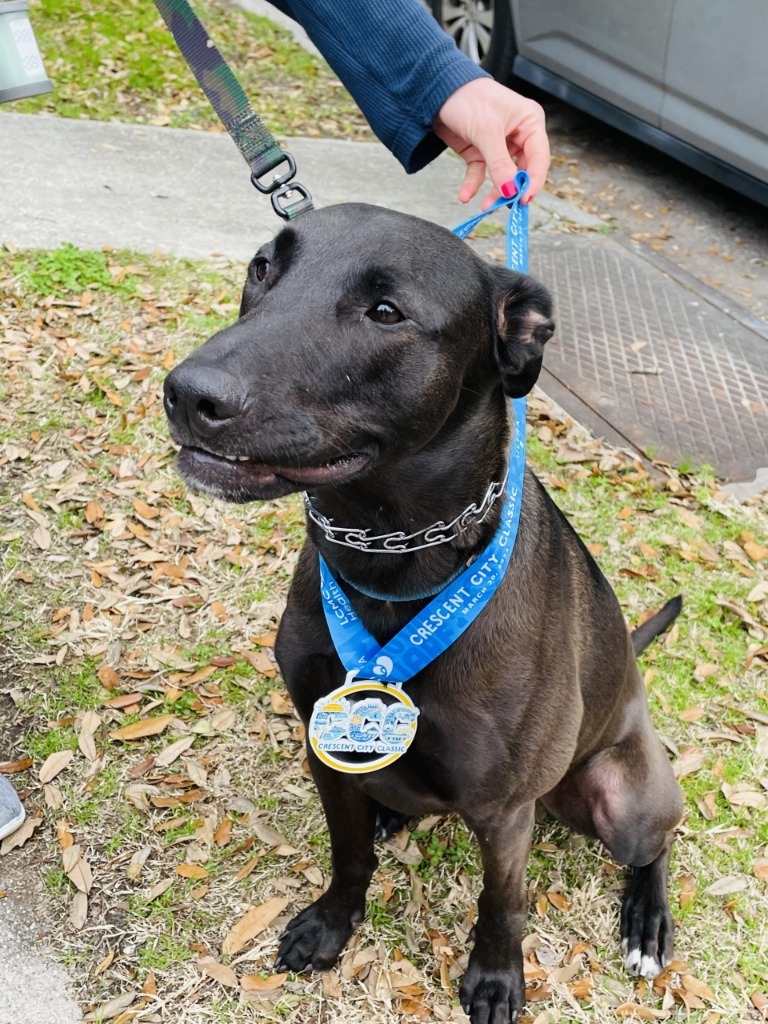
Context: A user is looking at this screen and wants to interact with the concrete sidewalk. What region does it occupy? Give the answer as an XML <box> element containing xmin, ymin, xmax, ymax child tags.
<box><xmin>2</xmin><ymin>110</ymin><xmax>767</xmax><ymax>491</ymax></box>
<box><xmin>1</xmin><ymin>111</ymin><xmax>589</xmax><ymax>258</ymax></box>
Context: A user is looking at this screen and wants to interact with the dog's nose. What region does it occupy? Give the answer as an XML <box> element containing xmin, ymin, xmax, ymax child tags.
<box><xmin>164</xmin><ymin>364</ymin><xmax>246</xmax><ymax>439</ymax></box>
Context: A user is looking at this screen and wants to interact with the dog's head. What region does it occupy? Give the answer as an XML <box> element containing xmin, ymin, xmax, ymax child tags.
<box><xmin>164</xmin><ymin>203</ymin><xmax>554</xmax><ymax>502</ymax></box>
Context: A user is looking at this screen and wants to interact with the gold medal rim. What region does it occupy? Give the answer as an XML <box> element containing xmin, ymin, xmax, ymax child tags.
<box><xmin>310</xmin><ymin>681</ymin><xmax>418</xmax><ymax>774</ymax></box>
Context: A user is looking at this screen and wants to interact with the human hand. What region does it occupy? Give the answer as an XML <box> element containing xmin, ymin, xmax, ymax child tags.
<box><xmin>434</xmin><ymin>77</ymin><xmax>549</xmax><ymax>206</ymax></box>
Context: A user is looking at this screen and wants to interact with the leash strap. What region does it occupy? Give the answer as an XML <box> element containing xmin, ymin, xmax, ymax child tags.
<box><xmin>317</xmin><ymin>171</ymin><xmax>531</xmax><ymax>686</ymax></box>
<box><xmin>154</xmin><ymin>0</ymin><xmax>313</xmax><ymax>220</ymax></box>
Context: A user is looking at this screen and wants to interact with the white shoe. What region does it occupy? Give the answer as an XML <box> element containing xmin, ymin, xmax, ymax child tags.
<box><xmin>0</xmin><ymin>774</ymin><xmax>26</xmax><ymax>841</ymax></box>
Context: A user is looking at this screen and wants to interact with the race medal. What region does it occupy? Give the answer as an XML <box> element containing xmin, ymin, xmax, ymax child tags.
<box><xmin>309</xmin><ymin>674</ymin><xmax>419</xmax><ymax>774</ymax></box>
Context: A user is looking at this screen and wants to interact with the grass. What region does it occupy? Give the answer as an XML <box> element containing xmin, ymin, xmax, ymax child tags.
<box><xmin>0</xmin><ymin>242</ymin><xmax>767</xmax><ymax>1023</ymax></box>
<box><xmin>15</xmin><ymin>0</ymin><xmax>369</xmax><ymax>140</ymax></box>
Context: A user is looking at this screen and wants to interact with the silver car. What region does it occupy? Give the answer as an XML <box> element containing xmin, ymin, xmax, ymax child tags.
<box><xmin>432</xmin><ymin>0</ymin><xmax>768</xmax><ymax>205</ymax></box>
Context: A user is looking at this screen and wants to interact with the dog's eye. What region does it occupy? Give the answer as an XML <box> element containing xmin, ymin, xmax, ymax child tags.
<box><xmin>252</xmin><ymin>257</ymin><xmax>270</xmax><ymax>283</ymax></box>
<box><xmin>366</xmin><ymin>301</ymin><xmax>404</xmax><ymax>325</ymax></box>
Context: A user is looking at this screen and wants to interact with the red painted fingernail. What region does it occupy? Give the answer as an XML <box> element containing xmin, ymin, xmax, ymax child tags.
<box><xmin>500</xmin><ymin>180</ymin><xmax>517</xmax><ymax>198</ymax></box>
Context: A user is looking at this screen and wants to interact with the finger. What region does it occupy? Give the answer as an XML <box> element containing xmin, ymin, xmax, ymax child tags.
<box><xmin>518</xmin><ymin>130</ymin><xmax>550</xmax><ymax>203</ymax></box>
<box><xmin>458</xmin><ymin>156</ymin><xmax>487</xmax><ymax>204</ymax></box>
<box><xmin>474</xmin><ymin>126</ymin><xmax>519</xmax><ymax>202</ymax></box>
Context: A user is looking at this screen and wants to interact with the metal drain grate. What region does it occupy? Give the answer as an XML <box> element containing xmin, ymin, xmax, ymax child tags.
<box><xmin>521</xmin><ymin>235</ymin><xmax>768</xmax><ymax>481</ymax></box>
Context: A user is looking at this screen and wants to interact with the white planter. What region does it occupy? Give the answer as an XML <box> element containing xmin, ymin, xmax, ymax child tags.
<box><xmin>0</xmin><ymin>0</ymin><xmax>52</xmax><ymax>103</ymax></box>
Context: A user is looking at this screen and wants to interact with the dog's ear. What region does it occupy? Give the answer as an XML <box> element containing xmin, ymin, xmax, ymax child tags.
<box><xmin>492</xmin><ymin>268</ymin><xmax>555</xmax><ymax>398</ymax></box>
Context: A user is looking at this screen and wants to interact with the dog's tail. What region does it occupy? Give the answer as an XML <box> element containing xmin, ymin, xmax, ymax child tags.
<box><xmin>631</xmin><ymin>595</ymin><xmax>683</xmax><ymax>656</ymax></box>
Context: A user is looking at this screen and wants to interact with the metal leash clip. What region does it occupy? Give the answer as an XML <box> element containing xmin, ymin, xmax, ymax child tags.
<box><xmin>250</xmin><ymin>152</ymin><xmax>314</xmax><ymax>220</ymax></box>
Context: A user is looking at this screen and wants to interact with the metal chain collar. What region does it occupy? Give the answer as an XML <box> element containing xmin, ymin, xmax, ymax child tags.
<box><xmin>301</xmin><ymin>468</ymin><xmax>509</xmax><ymax>554</ymax></box>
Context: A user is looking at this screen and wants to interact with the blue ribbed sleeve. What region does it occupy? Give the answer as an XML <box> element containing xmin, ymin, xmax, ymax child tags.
<box><xmin>267</xmin><ymin>0</ymin><xmax>490</xmax><ymax>172</ymax></box>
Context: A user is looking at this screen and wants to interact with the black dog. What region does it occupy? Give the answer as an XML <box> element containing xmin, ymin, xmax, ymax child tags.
<box><xmin>164</xmin><ymin>204</ymin><xmax>683</xmax><ymax>1023</ymax></box>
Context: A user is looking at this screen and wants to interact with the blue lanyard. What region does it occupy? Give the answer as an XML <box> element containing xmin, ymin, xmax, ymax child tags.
<box><xmin>319</xmin><ymin>172</ymin><xmax>530</xmax><ymax>685</ymax></box>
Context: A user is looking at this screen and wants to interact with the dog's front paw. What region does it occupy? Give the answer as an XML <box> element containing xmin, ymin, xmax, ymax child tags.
<box><xmin>275</xmin><ymin>893</ymin><xmax>363</xmax><ymax>973</ymax></box>
<box><xmin>459</xmin><ymin>961</ymin><xmax>525</xmax><ymax>1024</ymax></box>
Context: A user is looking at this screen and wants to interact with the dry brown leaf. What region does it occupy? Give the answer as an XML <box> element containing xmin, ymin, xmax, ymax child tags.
<box><xmin>214</xmin><ymin>818</ymin><xmax>232</xmax><ymax>847</ymax></box>
<box><xmin>0</xmin><ymin>758</ymin><xmax>33</xmax><ymax>774</ymax></box>
<box><xmin>233</xmin><ymin>855</ymin><xmax>260</xmax><ymax>883</ymax></box>
<box><xmin>93</xmin><ymin>948</ymin><xmax>115</xmax><ymax>977</ymax></box>
<box><xmin>240</xmin><ymin>648</ymin><xmax>277</xmax><ymax>677</ymax></box>
<box><xmin>252</xmin><ymin>821</ymin><xmax>291</xmax><ymax>848</ymax></box>
<box><xmin>702</xmin><ymin>875</ymin><xmax>749</xmax><ymax>896</ymax></box>
<box><xmin>0</xmin><ymin>817</ymin><xmax>42</xmax><ymax>854</ymax></box>
<box><xmin>674</xmin><ymin>747</ymin><xmax>706</xmax><ymax>778</ymax></box>
<box><xmin>615</xmin><ymin>1003</ymin><xmax>665</xmax><ymax>1020</ymax></box>
<box><xmin>681</xmin><ymin>975</ymin><xmax>715</xmax><ymax>1001</ymax></box>
<box><xmin>38</xmin><ymin>749</ymin><xmax>74</xmax><ymax>784</ymax></box>
<box><xmin>694</xmin><ymin>663</ymin><xmax>719</xmax><ymax>683</ymax></box>
<box><xmin>175</xmin><ymin>864</ymin><xmax>208</xmax><ymax>880</ymax></box>
<box><xmin>78</xmin><ymin>710</ymin><xmax>101</xmax><ymax>762</ymax></box>
<box><xmin>110</xmin><ymin>714</ymin><xmax>175</xmax><ymax>742</ymax></box>
<box><xmin>240</xmin><ymin>973</ymin><xmax>288</xmax><ymax>992</ymax></box>
<box><xmin>97</xmin><ymin>665</ymin><xmax>121</xmax><ymax>690</ymax></box>
<box><xmin>70</xmin><ymin>891</ymin><xmax>88</xmax><ymax>930</ymax></box>
<box><xmin>677</xmin><ymin>508</ymin><xmax>702</xmax><ymax>530</ymax></box>
<box><xmin>133</xmin><ymin>498</ymin><xmax>160</xmax><ymax>519</ymax></box>
<box><xmin>679</xmin><ymin>706</ymin><xmax>705</xmax><ymax>722</ymax></box>
<box><xmin>753</xmin><ymin>858</ymin><xmax>768</xmax><ymax>882</ymax></box>
<box><xmin>752</xmin><ymin>991</ymin><xmax>768</xmax><ymax>1019</ymax></box>
<box><xmin>269</xmin><ymin>690</ymin><xmax>294</xmax><ymax>715</ymax></box>
<box><xmin>32</xmin><ymin>524</ymin><xmax>52</xmax><ymax>550</ymax></box>
<box><xmin>125</xmin><ymin>847</ymin><xmax>152</xmax><ymax>882</ymax></box>
<box><xmin>546</xmin><ymin>891</ymin><xmax>570</xmax><ymax>911</ymax></box>
<box><xmin>568</xmin><ymin>976</ymin><xmax>594</xmax><ymax>999</ymax></box>
<box><xmin>154</xmin><ymin>736</ymin><xmax>194</xmax><ymax>767</ymax></box>
<box><xmin>221</xmin><ymin>896</ymin><xmax>288</xmax><ymax>955</ymax></box>
<box><xmin>321</xmin><ymin>971</ymin><xmax>343</xmax><ymax>998</ymax></box>
<box><xmin>83</xmin><ymin>991</ymin><xmax>136</xmax><ymax>1021</ymax></box>
<box><xmin>43</xmin><ymin>784</ymin><xmax>64</xmax><ymax>810</ymax></box>
<box><xmin>210</xmin><ymin>600</ymin><xmax>228</xmax><ymax>622</ymax></box>
<box><xmin>147</xmin><ymin>878</ymin><xmax>174</xmax><ymax>901</ymax></box>
<box><xmin>56</xmin><ymin>820</ymin><xmax>74</xmax><ymax>851</ymax></box>
<box><xmin>102</xmin><ymin>692</ymin><xmax>144</xmax><ymax>709</ymax></box>
<box><xmin>725</xmin><ymin>789</ymin><xmax>766</xmax><ymax>809</ymax></box>
<box><xmin>84</xmin><ymin>500</ymin><xmax>104</xmax><ymax>524</ymax></box>
<box><xmin>744</xmin><ymin>541</ymin><xmax>768</xmax><ymax>562</ymax></box>
<box><xmin>63</xmin><ymin>845</ymin><xmax>94</xmax><ymax>893</ymax></box>
<box><xmin>197</xmin><ymin>957</ymin><xmax>238</xmax><ymax>988</ymax></box>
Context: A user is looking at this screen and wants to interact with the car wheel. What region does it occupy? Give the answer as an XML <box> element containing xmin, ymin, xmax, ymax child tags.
<box><xmin>432</xmin><ymin>0</ymin><xmax>516</xmax><ymax>81</ymax></box>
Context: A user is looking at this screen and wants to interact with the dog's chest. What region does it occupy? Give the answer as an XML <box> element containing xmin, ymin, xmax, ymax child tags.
<box><xmin>347</xmin><ymin>681</ymin><xmax>515</xmax><ymax>815</ymax></box>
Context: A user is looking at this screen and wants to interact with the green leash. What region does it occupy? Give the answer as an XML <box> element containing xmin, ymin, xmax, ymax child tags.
<box><xmin>154</xmin><ymin>0</ymin><xmax>313</xmax><ymax>220</ymax></box>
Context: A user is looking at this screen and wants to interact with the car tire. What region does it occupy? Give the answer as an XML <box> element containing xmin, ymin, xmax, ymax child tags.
<box><xmin>432</xmin><ymin>0</ymin><xmax>516</xmax><ymax>82</ymax></box>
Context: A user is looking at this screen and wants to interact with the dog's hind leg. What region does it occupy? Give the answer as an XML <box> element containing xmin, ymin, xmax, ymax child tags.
<box><xmin>276</xmin><ymin>751</ymin><xmax>378</xmax><ymax>973</ymax></box>
<box><xmin>459</xmin><ymin>802</ymin><xmax>535</xmax><ymax>1023</ymax></box>
<box><xmin>542</xmin><ymin>720</ymin><xmax>683</xmax><ymax>979</ymax></box>
<box><xmin>374</xmin><ymin>803</ymin><xmax>411</xmax><ymax>841</ymax></box>
<box><xmin>620</xmin><ymin>841</ymin><xmax>675</xmax><ymax>978</ymax></box>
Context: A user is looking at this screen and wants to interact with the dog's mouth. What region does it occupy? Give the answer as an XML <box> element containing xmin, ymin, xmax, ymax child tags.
<box><xmin>176</xmin><ymin>445</ymin><xmax>374</xmax><ymax>501</ymax></box>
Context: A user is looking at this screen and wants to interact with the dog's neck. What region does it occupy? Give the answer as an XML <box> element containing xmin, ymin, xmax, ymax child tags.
<box><xmin>304</xmin><ymin>397</ymin><xmax>513</xmax><ymax>604</ymax></box>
